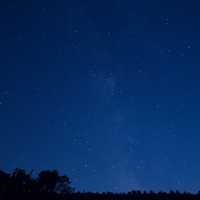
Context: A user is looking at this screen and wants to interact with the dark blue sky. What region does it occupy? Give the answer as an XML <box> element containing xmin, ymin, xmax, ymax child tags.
<box><xmin>1</xmin><ymin>0</ymin><xmax>200</xmax><ymax>193</ymax></box>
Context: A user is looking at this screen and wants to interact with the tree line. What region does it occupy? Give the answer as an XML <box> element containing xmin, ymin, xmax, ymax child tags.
<box><xmin>0</xmin><ymin>168</ymin><xmax>200</xmax><ymax>200</ymax></box>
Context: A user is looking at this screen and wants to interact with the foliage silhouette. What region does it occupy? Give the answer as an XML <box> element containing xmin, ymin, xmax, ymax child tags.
<box><xmin>0</xmin><ymin>168</ymin><xmax>199</xmax><ymax>200</ymax></box>
<box><xmin>0</xmin><ymin>168</ymin><xmax>74</xmax><ymax>199</ymax></box>
<box><xmin>37</xmin><ymin>170</ymin><xmax>73</xmax><ymax>193</ymax></box>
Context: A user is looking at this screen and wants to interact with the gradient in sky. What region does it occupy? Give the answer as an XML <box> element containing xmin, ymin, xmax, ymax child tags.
<box><xmin>1</xmin><ymin>0</ymin><xmax>200</xmax><ymax>193</ymax></box>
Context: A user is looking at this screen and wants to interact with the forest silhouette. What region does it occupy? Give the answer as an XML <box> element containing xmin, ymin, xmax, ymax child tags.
<box><xmin>0</xmin><ymin>168</ymin><xmax>199</xmax><ymax>200</ymax></box>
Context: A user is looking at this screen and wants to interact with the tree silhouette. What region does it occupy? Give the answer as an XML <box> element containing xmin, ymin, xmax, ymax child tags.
<box><xmin>0</xmin><ymin>170</ymin><xmax>10</xmax><ymax>196</ymax></box>
<box><xmin>0</xmin><ymin>168</ymin><xmax>199</xmax><ymax>200</ymax></box>
<box><xmin>37</xmin><ymin>170</ymin><xmax>73</xmax><ymax>193</ymax></box>
<box><xmin>0</xmin><ymin>168</ymin><xmax>74</xmax><ymax>199</ymax></box>
<box><xmin>10</xmin><ymin>168</ymin><xmax>33</xmax><ymax>193</ymax></box>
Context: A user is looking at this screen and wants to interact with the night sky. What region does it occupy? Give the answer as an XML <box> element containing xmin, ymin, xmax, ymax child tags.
<box><xmin>1</xmin><ymin>0</ymin><xmax>200</xmax><ymax>193</ymax></box>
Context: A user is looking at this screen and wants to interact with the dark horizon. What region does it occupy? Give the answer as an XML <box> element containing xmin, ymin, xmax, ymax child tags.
<box><xmin>1</xmin><ymin>168</ymin><xmax>200</xmax><ymax>194</ymax></box>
